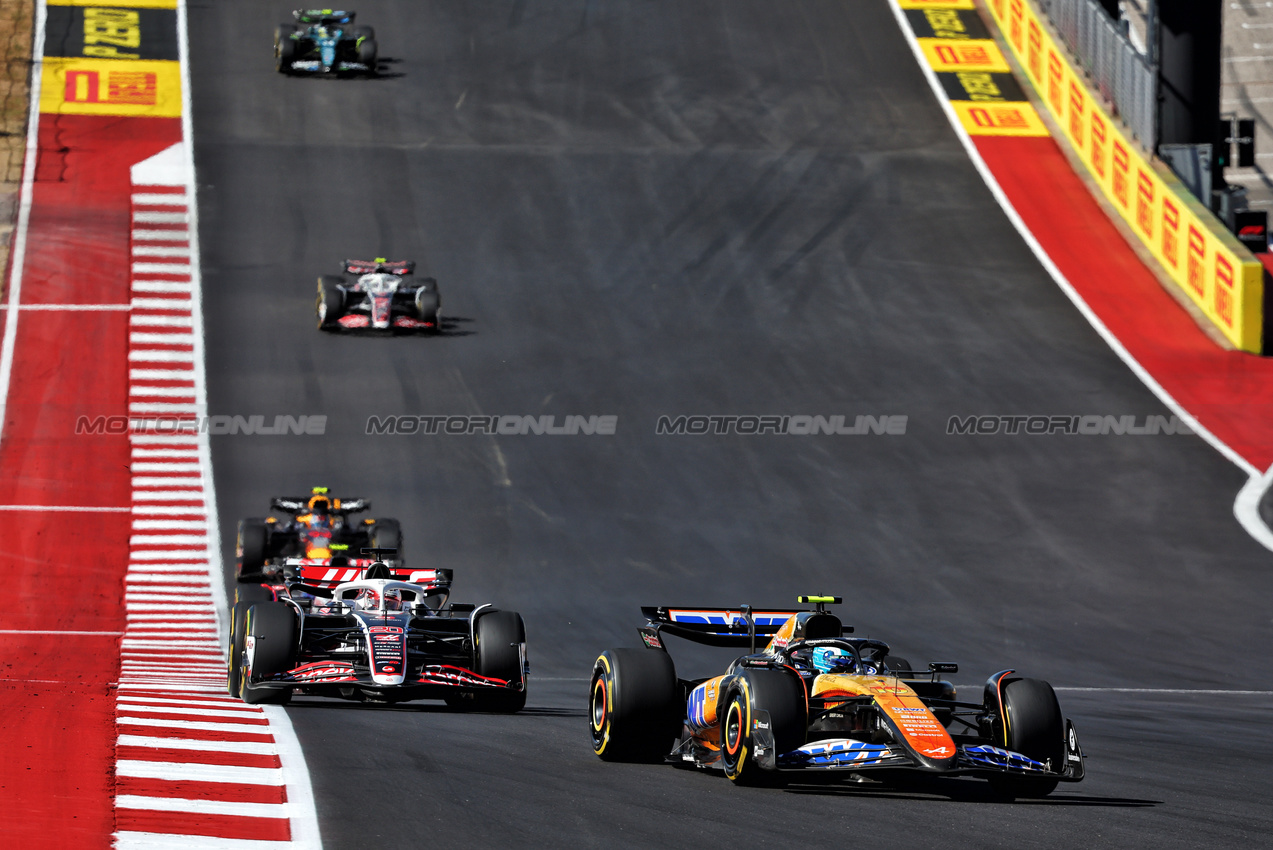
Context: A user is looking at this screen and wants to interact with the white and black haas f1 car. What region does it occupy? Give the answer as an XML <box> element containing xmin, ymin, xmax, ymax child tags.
<box><xmin>590</xmin><ymin>597</ymin><xmax>1084</xmax><ymax>799</ymax></box>
<box><xmin>316</xmin><ymin>259</ymin><xmax>440</xmax><ymax>333</ymax></box>
<box><xmin>228</xmin><ymin>550</ymin><xmax>528</xmax><ymax>710</ymax></box>
<box><xmin>236</xmin><ymin>487</ymin><xmax>403</xmax><ymax>581</ymax></box>
<box><xmin>275</xmin><ymin>10</ymin><xmax>377</xmax><ymax>76</ymax></box>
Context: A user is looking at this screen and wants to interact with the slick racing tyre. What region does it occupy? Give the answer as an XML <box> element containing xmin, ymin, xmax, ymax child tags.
<box><xmin>590</xmin><ymin>648</ymin><xmax>679</xmax><ymax>762</ymax></box>
<box><xmin>414</xmin><ymin>279</ymin><xmax>440</xmax><ymax>332</ymax></box>
<box><xmin>884</xmin><ymin>656</ymin><xmax>913</xmax><ymax>676</ymax></box>
<box><xmin>369</xmin><ymin>518</ymin><xmax>402</xmax><ymax>560</ymax></box>
<box><xmin>987</xmin><ymin>677</ymin><xmax>1065</xmax><ymax>799</ymax></box>
<box><xmin>316</xmin><ymin>277</ymin><xmax>345</xmax><ymax>329</ymax></box>
<box><xmin>236</xmin><ymin>519</ymin><xmax>270</xmax><ymax>580</ymax></box>
<box><xmin>469</xmin><ymin>611</ymin><xmax>526</xmax><ymax>713</ymax></box>
<box><xmin>352</xmin><ymin>25</ymin><xmax>376</xmax><ymax>41</ymax></box>
<box><xmin>357</xmin><ymin>37</ymin><xmax>378</xmax><ymax>70</ymax></box>
<box><xmin>720</xmin><ymin>667</ymin><xmax>806</xmax><ymax>786</ymax></box>
<box><xmin>227</xmin><ymin>585</ymin><xmax>274</xmax><ymax>695</ymax></box>
<box><xmin>239</xmin><ymin>602</ymin><xmax>297</xmax><ymax>705</ymax></box>
<box><xmin>274</xmin><ymin>27</ymin><xmax>296</xmax><ymax>73</ymax></box>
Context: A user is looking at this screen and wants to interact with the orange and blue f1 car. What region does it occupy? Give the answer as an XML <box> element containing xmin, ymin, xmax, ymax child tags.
<box><xmin>589</xmin><ymin>597</ymin><xmax>1084</xmax><ymax>798</ymax></box>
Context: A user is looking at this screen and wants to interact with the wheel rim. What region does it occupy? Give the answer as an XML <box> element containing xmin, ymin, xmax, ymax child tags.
<box><xmin>591</xmin><ymin>678</ymin><xmax>607</xmax><ymax>732</ymax></box>
<box><xmin>724</xmin><ymin>700</ymin><xmax>743</xmax><ymax>757</ymax></box>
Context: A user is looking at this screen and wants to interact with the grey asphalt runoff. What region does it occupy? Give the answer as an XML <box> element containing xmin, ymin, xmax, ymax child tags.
<box><xmin>190</xmin><ymin>1</ymin><xmax>1273</xmax><ymax>847</ymax></box>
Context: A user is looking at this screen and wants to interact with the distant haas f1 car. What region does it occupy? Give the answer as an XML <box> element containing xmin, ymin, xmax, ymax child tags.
<box><xmin>275</xmin><ymin>10</ymin><xmax>377</xmax><ymax>76</ymax></box>
<box><xmin>229</xmin><ymin>549</ymin><xmax>528</xmax><ymax>710</ymax></box>
<box><xmin>590</xmin><ymin>597</ymin><xmax>1084</xmax><ymax>799</ymax></box>
<box><xmin>316</xmin><ymin>259</ymin><xmax>441</xmax><ymax>332</ymax></box>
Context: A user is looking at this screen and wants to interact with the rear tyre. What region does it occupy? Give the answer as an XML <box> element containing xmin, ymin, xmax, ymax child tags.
<box><xmin>469</xmin><ymin>611</ymin><xmax>526</xmax><ymax>713</ymax></box>
<box><xmin>987</xmin><ymin>678</ymin><xmax>1064</xmax><ymax>799</ymax></box>
<box><xmin>369</xmin><ymin>518</ymin><xmax>402</xmax><ymax>560</ymax></box>
<box><xmin>720</xmin><ymin>667</ymin><xmax>807</xmax><ymax>785</ymax></box>
<box><xmin>884</xmin><ymin>655</ymin><xmax>913</xmax><ymax>676</ymax></box>
<box><xmin>274</xmin><ymin>28</ymin><xmax>296</xmax><ymax>73</ymax></box>
<box><xmin>316</xmin><ymin>277</ymin><xmax>345</xmax><ymax>329</ymax></box>
<box><xmin>589</xmin><ymin>648</ymin><xmax>679</xmax><ymax>762</ymax></box>
<box><xmin>240</xmin><ymin>603</ymin><xmax>297</xmax><ymax>705</ymax></box>
<box><xmin>236</xmin><ymin>519</ymin><xmax>270</xmax><ymax>580</ymax></box>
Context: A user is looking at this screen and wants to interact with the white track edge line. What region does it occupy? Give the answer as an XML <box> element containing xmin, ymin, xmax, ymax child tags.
<box><xmin>886</xmin><ymin>0</ymin><xmax>1273</xmax><ymax>552</ymax></box>
<box><xmin>0</xmin><ymin>0</ymin><xmax>45</xmax><ymax>432</ymax></box>
<box><xmin>175</xmin><ymin>0</ymin><xmax>321</xmax><ymax>846</ymax></box>
<box><xmin>263</xmin><ymin>705</ymin><xmax>322</xmax><ymax>849</ymax></box>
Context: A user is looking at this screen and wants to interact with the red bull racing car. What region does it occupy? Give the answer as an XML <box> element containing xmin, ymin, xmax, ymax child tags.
<box><xmin>590</xmin><ymin>597</ymin><xmax>1084</xmax><ymax>799</ymax></box>
<box><xmin>316</xmin><ymin>258</ymin><xmax>440</xmax><ymax>332</ymax></box>
<box><xmin>228</xmin><ymin>550</ymin><xmax>527</xmax><ymax>710</ymax></box>
<box><xmin>235</xmin><ymin>487</ymin><xmax>402</xmax><ymax>582</ymax></box>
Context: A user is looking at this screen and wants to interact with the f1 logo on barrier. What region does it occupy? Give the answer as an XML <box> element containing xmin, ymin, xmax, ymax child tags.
<box><xmin>65</xmin><ymin>70</ymin><xmax>157</xmax><ymax>105</ymax></box>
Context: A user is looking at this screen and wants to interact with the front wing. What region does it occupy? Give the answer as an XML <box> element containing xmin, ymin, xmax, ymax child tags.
<box><xmin>757</xmin><ymin>720</ymin><xmax>1084</xmax><ymax>782</ymax></box>
<box><xmin>256</xmin><ymin>660</ymin><xmax>519</xmax><ymax>692</ymax></box>
<box><xmin>284</xmin><ymin>59</ymin><xmax>372</xmax><ymax>74</ymax></box>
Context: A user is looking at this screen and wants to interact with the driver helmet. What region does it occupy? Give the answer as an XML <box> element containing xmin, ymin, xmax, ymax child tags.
<box><xmin>382</xmin><ymin>588</ymin><xmax>403</xmax><ymax>611</ymax></box>
<box><xmin>308</xmin><ymin>493</ymin><xmax>331</xmax><ymax>516</ymax></box>
<box><xmin>811</xmin><ymin>646</ymin><xmax>856</xmax><ymax>675</ymax></box>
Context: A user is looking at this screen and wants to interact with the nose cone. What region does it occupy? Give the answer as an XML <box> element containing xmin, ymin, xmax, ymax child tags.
<box><xmin>367</xmin><ymin>628</ymin><xmax>407</xmax><ymax>685</ymax></box>
<box><xmin>372</xmin><ymin>667</ymin><xmax>405</xmax><ymax>686</ymax></box>
<box><xmin>371</xmin><ymin>296</ymin><xmax>391</xmax><ymax>328</ymax></box>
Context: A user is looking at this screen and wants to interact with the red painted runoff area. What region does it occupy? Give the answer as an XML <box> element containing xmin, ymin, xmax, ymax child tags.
<box><xmin>976</xmin><ymin>135</ymin><xmax>1273</xmax><ymax>471</ymax></box>
<box><xmin>0</xmin><ymin>114</ymin><xmax>180</xmax><ymax>848</ymax></box>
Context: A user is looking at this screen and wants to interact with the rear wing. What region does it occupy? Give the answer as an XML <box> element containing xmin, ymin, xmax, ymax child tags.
<box><xmin>639</xmin><ymin>606</ymin><xmax>806</xmax><ymax>648</ymax></box>
<box><xmin>284</xmin><ymin>559</ymin><xmax>451</xmax><ymax>591</ymax></box>
<box><xmin>295</xmin><ymin>9</ymin><xmax>354</xmax><ymax>25</ymax></box>
<box><xmin>269</xmin><ymin>496</ymin><xmax>369</xmax><ymax>515</ymax></box>
<box><xmin>344</xmin><ymin>259</ymin><xmax>415</xmax><ymax>276</ymax></box>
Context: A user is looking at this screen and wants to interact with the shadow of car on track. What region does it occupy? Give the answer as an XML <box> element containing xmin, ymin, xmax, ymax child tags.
<box><xmin>778</xmin><ymin>774</ymin><xmax>1158</xmax><ymax>808</ymax></box>
<box><xmin>283</xmin><ymin>697</ymin><xmax>583</xmax><ymax>717</ymax></box>
<box><xmin>364</xmin><ymin>57</ymin><xmax>405</xmax><ymax>79</ymax></box>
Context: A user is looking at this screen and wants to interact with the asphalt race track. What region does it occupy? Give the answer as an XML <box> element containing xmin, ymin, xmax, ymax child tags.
<box><xmin>190</xmin><ymin>1</ymin><xmax>1273</xmax><ymax>846</ymax></box>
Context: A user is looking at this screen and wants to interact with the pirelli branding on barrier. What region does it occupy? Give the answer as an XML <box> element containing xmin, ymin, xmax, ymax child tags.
<box><xmin>908</xmin><ymin>6</ymin><xmax>1048</xmax><ymax>138</ymax></box>
<box><xmin>983</xmin><ymin>0</ymin><xmax>1263</xmax><ymax>352</ymax></box>
<box><xmin>41</xmin><ymin>0</ymin><xmax>180</xmax><ymax>117</ymax></box>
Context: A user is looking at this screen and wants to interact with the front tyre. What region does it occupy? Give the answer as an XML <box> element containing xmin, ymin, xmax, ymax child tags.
<box><xmin>414</xmin><ymin>280</ymin><xmax>441</xmax><ymax>332</ymax></box>
<box><xmin>239</xmin><ymin>603</ymin><xmax>297</xmax><ymax>705</ymax></box>
<box><xmin>720</xmin><ymin>667</ymin><xmax>807</xmax><ymax>785</ymax></box>
<box><xmin>357</xmin><ymin>37</ymin><xmax>378</xmax><ymax>71</ymax></box>
<box><xmin>316</xmin><ymin>276</ymin><xmax>345</xmax><ymax>330</ymax></box>
<box><xmin>274</xmin><ymin>28</ymin><xmax>296</xmax><ymax>73</ymax></box>
<box><xmin>469</xmin><ymin>610</ymin><xmax>526</xmax><ymax>713</ymax></box>
<box><xmin>987</xmin><ymin>677</ymin><xmax>1065</xmax><ymax>799</ymax></box>
<box><xmin>589</xmin><ymin>648</ymin><xmax>679</xmax><ymax>762</ymax></box>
